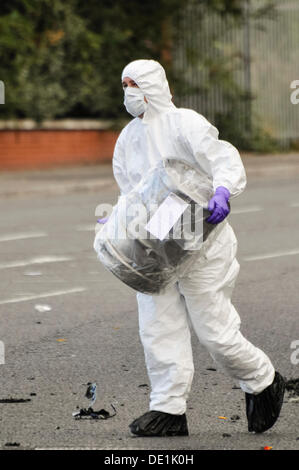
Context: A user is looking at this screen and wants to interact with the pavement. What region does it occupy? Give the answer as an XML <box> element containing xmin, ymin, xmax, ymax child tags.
<box><xmin>0</xmin><ymin>152</ymin><xmax>299</xmax><ymax>451</ymax></box>
<box><xmin>1</xmin><ymin>152</ymin><xmax>299</xmax><ymax>198</ymax></box>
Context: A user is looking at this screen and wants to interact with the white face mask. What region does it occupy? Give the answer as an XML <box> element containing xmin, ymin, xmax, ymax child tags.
<box><xmin>124</xmin><ymin>87</ymin><xmax>147</xmax><ymax>117</ymax></box>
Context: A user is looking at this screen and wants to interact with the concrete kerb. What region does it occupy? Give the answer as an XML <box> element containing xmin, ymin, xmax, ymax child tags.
<box><xmin>0</xmin><ymin>163</ymin><xmax>116</xmax><ymax>199</ymax></box>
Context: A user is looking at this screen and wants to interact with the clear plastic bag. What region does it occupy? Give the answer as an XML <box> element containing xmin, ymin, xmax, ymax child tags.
<box><xmin>94</xmin><ymin>158</ymin><xmax>216</xmax><ymax>294</ymax></box>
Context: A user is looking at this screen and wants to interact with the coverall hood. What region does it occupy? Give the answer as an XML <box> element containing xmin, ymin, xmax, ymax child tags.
<box><xmin>121</xmin><ymin>59</ymin><xmax>176</xmax><ymax>122</ymax></box>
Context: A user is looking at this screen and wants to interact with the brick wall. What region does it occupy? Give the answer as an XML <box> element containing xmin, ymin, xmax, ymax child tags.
<box><xmin>0</xmin><ymin>129</ymin><xmax>120</xmax><ymax>170</ymax></box>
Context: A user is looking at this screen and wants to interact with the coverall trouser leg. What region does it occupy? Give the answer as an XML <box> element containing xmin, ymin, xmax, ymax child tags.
<box><xmin>136</xmin><ymin>223</ymin><xmax>275</xmax><ymax>415</ymax></box>
<box><xmin>137</xmin><ymin>223</ymin><xmax>275</xmax><ymax>414</ymax></box>
<box><xmin>137</xmin><ymin>282</ymin><xmax>195</xmax><ymax>415</ymax></box>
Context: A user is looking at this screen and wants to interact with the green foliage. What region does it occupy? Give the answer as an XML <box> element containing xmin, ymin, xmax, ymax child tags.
<box><xmin>0</xmin><ymin>0</ymin><xmax>184</xmax><ymax>121</ymax></box>
<box><xmin>73</xmin><ymin>0</ymin><xmax>185</xmax><ymax>119</ymax></box>
<box><xmin>0</xmin><ymin>0</ymin><xmax>279</xmax><ymax>151</ymax></box>
<box><xmin>0</xmin><ymin>0</ymin><xmax>106</xmax><ymax>121</ymax></box>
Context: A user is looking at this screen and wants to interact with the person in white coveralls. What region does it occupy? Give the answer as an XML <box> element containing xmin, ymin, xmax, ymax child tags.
<box><xmin>104</xmin><ymin>59</ymin><xmax>285</xmax><ymax>437</ymax></box>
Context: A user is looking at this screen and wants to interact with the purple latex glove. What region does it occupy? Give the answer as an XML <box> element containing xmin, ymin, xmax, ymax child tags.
<box><xmin>97</xmin><ymin>217</ymin><xmax>109</xmax><ymax>224</ymax></box>
<box><xmin>206</xmin><ymin>186</ymin><xmax>230</xmax><ymax>224</ymax></box>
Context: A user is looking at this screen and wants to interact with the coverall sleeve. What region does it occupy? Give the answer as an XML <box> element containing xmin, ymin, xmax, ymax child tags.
<box><xmin>112</xmin><ymin>131</ymin><xmax>132</xmax><ymax>196</ymax></box>
<box><xmin>184</xmin><ymin>112</ymin><xmax>247</xmax><ymax>198</ymax></box>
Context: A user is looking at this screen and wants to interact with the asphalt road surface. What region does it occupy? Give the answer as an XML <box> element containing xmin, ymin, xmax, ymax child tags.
<box><xmin>0</xmin><ymin>154</ymin><xmax>298</xmax><ymax>451</ymax></box>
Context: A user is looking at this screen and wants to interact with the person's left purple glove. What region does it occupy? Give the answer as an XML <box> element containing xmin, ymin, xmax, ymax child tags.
<box><xmin>97</xmin><ymin>217</ymin><xmax>109</xmax><ymax>224</ymax></box>
<box><xmin>206</xmin><ymin>186</ymin><xmax>231</xmax><ymax>224</ymax></box>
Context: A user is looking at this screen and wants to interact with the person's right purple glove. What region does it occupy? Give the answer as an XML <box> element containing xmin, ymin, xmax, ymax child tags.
<box><xmin>97</xmin><ymin>217</ymin><xmax>109</xmax><ymax>224</ymax></box>
<box><xmin>205</xmin><ymin>186</ymin><xmax>231</xmax><ymax>224</ymax></box>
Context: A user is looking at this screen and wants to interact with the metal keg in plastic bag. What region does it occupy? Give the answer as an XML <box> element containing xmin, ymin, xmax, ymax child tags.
<box><xmin>94</xmin><ymin>158</ymin><xmax>216</xmax><ymax>294</ymax></box>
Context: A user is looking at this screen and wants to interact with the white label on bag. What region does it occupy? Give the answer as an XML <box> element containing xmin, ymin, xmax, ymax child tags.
<box><xmin>145</xmin><ymin>193</ymin><xmax>189</xmax><ymax>241</ymax></box>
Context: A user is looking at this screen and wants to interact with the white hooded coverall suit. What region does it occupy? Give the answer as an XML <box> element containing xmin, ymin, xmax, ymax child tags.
<box><xmin>113</xmin><ymin>59</ymin><xmax>275</xmax><ymax>415</ymax></box>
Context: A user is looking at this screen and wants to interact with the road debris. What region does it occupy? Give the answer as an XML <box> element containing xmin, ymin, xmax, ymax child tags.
<box><xmin>85</xmin><ymin>382</ymin><xmax>97</xmax><ymax>407</ymax></box>
<box><xmin>73</xmin><ymin>405</ymin><xmax>117</xmax><ymax>420</ymax></box>
<box><xmin>218</xmin><ymin>416</ymin><xmax>228</xmax><ymax>420</ymax></box>
<box><xmin>72</xmin><ymin>382</ymin><xmax>116</xmax><ymax>420</ymax></box>
<box><xmin>285</xmin><ymin>378</ymin><xmax>299</xmax><ymax>398</ymax></box>
<box><xmin>34</xmin><ymin>304</ymin><xmax>52</xmax><ymax>313</ymax></box>
<box><xmin>231</xmin><ymin>414</ymin><xmax>240</xmax><ymax>421</ymax></box>
<box><xmin>0</xmin><ymin>398</ymin><xmax>31</xmax><ymax>403</ymax></box>
<box><xmin>5</xmin><ymin>442</ymin><xmax>20</xmax><ymax>447</ymax></box>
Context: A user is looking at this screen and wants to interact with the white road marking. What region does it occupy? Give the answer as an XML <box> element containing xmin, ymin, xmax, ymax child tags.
<box><xmin>243</xmin><ymin>248</ymin><xmax>299</xmax><ymax>261</ymax></box>
<box><xmin>231</xmin><ymin>205</ymin><xmax>263</xmax><ymax>215</ymax></box>
<box><xmin>0</xmin><ymin>287</ymin><xmax>86</xmax><ymax>305</ymax></box>
<box><xmin>23</xmin><ymin>271</ymin><xmax>43</xmax><ymax>276</ymax></box>
<box><xmin>0</xmin><ymin>255</ymin><xmax>73</xmax><ymax>270</ymax></box>
<box><xmin>0</xmin><ymin>232</ymin><xmax>47</xmax><ymax>242</ymax></box>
